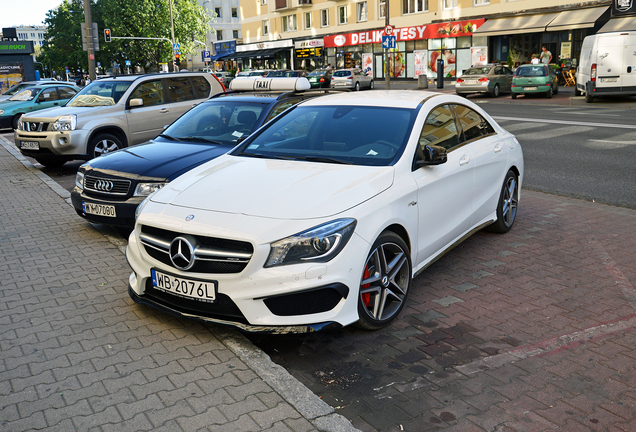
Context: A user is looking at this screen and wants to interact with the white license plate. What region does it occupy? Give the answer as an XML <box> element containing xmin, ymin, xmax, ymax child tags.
<box><xmin>151</xmin><ymin>269</ymin><xmax>217</xmax><ymax>303</ymax></box>
<box><xmin>600</xmin><ymin>78</ymin><xmax>618</xmax><ymax>83</ymax></box>
<box><xmin>465</xmin><ymin>80</ymin><xmax>478</xmax><ymax>85</ymax></box>
<box><xmin>20</xmin><ymin>141</ymin><xmax>39</xmax><ymax>150</ymax></box>
<box><xmin>82</xmin><ymin>202</ymin><xmax>116</xmax><ymax>217</ymax></box>
<box><xmin>524</xmin><ymin>87</ymin><xmax>538</xmax><ymax>91</ymax></box>
<box><xmin>335</xmin><ymin>82</ymin><xmax>349</xmax><ymax>86</ymax></box>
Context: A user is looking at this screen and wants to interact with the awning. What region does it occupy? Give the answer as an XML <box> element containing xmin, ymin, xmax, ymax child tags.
<box><xmin>598</xmin><ymin>16</ymin><xmax>636</xmax><ymax>33</ymax></box>
<box><xmin>209</xmin><ymin>53</ymin><xmax>231</xmax><ymax>61</ymax></box>
<box><xmin>546</xmin><ymin>6</ymin><xmax>609</xmax><ymax>31</ymax></box>
<box><xmin>473</xmin><ymin>13</ymin><xmax>559</xmax><ymax>37</ymax></box>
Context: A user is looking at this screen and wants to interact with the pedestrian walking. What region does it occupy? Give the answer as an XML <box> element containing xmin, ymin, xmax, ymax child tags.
<box><xmin>540</xmin><ymin>46</ymin><xmax>552</xmax><ymax>65</ymax></box>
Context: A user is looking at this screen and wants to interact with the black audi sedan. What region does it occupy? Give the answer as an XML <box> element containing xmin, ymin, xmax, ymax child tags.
<box><xmin>71</xmin><ymin>78</ymin><xmax>330</xmax><ymax>230</ymax></box>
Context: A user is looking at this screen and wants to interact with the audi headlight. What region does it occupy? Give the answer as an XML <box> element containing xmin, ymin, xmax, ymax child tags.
<box><xmin>75</xmin><ymin>171</ymin><xmax>85</xmax><ymax>189</ymax></box>
<box><xmin>50</xmin><ymin>114</ymin><xmax>77</xmax><ymax>131</ymax></box>
<box><xmin>264</xmin><ymin>218</ymin><xmax>357</xmax><ymax>268</ymax></box>
<box><xmin>134</xmin><ymin>182</ymin><xmax>167</xmax><ymax>196</ymax></box>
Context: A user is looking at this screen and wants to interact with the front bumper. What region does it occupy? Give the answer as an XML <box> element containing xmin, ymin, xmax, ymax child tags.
<box><xmin>14</xmin><ymin>128</ymin><xmax>90</xmax><ymax>159</ymax></box>
<box><xmin>0</xmin><ymin>115</ymin><xmax>14</xmax><ymax>129</ymax></box>
<box><xmin>71</xmin><ymin>187</ymin><xmax>142</xmax><ymax>228</ymax></box>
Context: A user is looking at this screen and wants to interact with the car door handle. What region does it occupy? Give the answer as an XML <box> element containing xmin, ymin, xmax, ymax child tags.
<box><xmin>459</xmin><ymin>156</ymin><xmax>470</xmax><ymax>166</ymax></box>
<box><xmin>494</xmin><ymin>143</ymin><xmax>503</xmax><ymax>153</ymax></box>
<box><xmin>159</xmin><ymin>108</ymin><xmax>169</xmax><ymax>113</ymax></box>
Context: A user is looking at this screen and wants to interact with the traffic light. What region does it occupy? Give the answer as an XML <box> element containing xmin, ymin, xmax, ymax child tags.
<box><xmin>104</xmin><ymin>29</ymin><xmax>111</xmax><ymax>42</ymax></box>
<box><xmin>175</xmin><ymin>53</ymin><xmax>181</xmax><ymax>66</ymax></box>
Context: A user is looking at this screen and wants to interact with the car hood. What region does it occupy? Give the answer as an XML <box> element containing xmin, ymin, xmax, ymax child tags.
<box><xmin>153</xmin><ymin>155</ymin><xmax>394</xmax><ymax>220</ymax></box>
<box><xmin>83</xmin><ymin>140</ymin><xmax>235</xmax><ymax>181</ymax></box>
<box><xmin>21</xmin><ymin>105</ymin><xmax>109</xmax><ymax>120</ymax></box>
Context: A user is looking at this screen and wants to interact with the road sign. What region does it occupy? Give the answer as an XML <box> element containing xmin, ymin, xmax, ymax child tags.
<box><xmin>384</xmin><ymin>25</ymin><xmax>394</xmax><ymax>36</ymax></box>
<box><xmin>382</xmin><ymin>35</ymin><xmax>396</xmax><ymax>49</ymax></box>
<box><xmin>97</xmin><ymin>62</ymin><xmax>101</xmax><ymax>67</ymax></box>
<box><xmin>173</xmin><ymin>43</ymin><xmax>180</xmax><ymax>51</ymax></box>
<box><xmin>125</xmin><ymin>60</ymin><xmax>131</xmax><ymax>66</ymax></box>
<box><xmin>203</xmin><ymin>50</ymin><xmax>211</xmax><ymax>61</ymax></box>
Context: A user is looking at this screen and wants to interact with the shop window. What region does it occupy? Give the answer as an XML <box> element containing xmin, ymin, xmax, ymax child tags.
<box><xmin>282</xmin><ymin>14</ymin><xmax>297</xmax><ymax>32</ymax></box>
<box><xmin>215</xmin><ymin>7</ymin><xmax>221</xmax><ymax>17</ymax></box>
<box><xmin>338</xmin><ymin>6</ymin><xmax>348</xmax><ymax>25</ymax></box>
<box><xmin>443</xmin><ymin>0</ymin><xmax>458</xmax><ymax>10</ymax></box>
<box><xmin>305</xmin><ymin>12</ymin><xmax>312</xmax><ymax>29</ymax></box>
<box><xmin>403</xmin><ymin>0</ymin><xmax>426</xmax><ymax>14</ymax></box>
<box><xmin>263</xmin><ymin>19</ymin><xmax>270</xmax><ymax>35</ymax></box>
<box><xmin>357</xmin><ymin>2</ymin><xmax>367</xmax><ymax>22</ymax></box>
<box><xmin>321</xmin><ymin>9</ymin><xmax>329</xmax><ymax>27</ymax></box>
<box><xmin>379</xmin><ymin>0</ymin><xmax>386</xmax><ymax>18</ymax></box>
<box><xmin>233</xmin><ymin>30</ymin><xmax>239</xmax><ymax>39</ymax></box>
<box><xmin>474</xmin><ymin>0</ymin><xmax>489</xmax><ymax>5</ymax></box>
<box><xmin>232</xmin><ymin>7</ymin><xmax>238</xmax><ymax>18</ymax></box>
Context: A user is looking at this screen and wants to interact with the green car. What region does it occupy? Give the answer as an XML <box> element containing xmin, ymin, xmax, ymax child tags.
<box><xmin>0</xmin><ymin>83</ymin><xmax>79</xmax><ymax>130</ymax></box>
<box><xmin>511</xmin><ymin>64</ymin><xmax>559</xmax><ymax>99</ymax></box>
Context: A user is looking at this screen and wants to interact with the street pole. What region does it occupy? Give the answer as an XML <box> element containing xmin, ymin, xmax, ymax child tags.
<box><xmin>169</xmin><ymin>0</ymin><xmax>176</xmax><ymax>72</ymax></box>
<box><xmin>83</xmin><ymin>0</ymin><xmax>96</xmax><ymax>81</ymax></box>
<box><xmin>384</xmin><ymin>0</ymin><xmax>390</xmax><ymax>90</ymax></box>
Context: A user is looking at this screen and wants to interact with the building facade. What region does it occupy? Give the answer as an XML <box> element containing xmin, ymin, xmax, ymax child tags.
<box><xmin>192</xmin><ymin>0</ymin><xmax>243</xmax><ymax>70</ymax></box>
<box><xmin>237</xmin><ymin>0</ymin><xmax>615</xmax><ymax>79</ymax></box>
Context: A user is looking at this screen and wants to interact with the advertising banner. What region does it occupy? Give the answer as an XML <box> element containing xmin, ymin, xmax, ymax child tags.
<box><xmin>361</xmin><ymin>53</ymin><xmax>373</xmax><ymax>76</ymax></box>
<box><xmin>470</xmin><ymin>47</ymin><xmax>488</xmax><ymax>66</ymax></box>
<box><xmin>414</xmin><ymin>50</ymin><xmax>428</xmax><ymax>77</ymax></box>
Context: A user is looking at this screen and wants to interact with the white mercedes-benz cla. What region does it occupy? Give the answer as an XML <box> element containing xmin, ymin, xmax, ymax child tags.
<box><xmin>126</xmin><ymin>90</ymin><xmax>523</xmax><ymax>333</ymax></box>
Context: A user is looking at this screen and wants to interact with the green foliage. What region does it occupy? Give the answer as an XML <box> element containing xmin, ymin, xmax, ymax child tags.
<box><xmin>39</xmin><ymin>0</ymin><xmax>212</xmax><ymax>74</ymax></box>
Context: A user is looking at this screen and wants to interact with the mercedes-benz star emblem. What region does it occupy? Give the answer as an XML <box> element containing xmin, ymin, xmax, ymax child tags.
<box><xmin>94</xmin><ymin>179</ymin><xmax>114</xmax><ymax>192</ymax></box>
<box><xmin>169</xmin><ymin>237</ymin><xmax>195</xmax><ymax>270</ymax></box>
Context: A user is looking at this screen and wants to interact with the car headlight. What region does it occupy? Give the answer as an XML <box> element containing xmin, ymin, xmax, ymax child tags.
<box><xmin>50</xmin><ymin>114</ymin><xmax>77</xmax><ymax>131</ymax></box>
<box><xmin>75</xmin><ymin>171</ymin><xmax>85</xmax><ymax>189</ymax></box>
<box><xmin>264</xmin><ymin>218</ymin><xmax>357</xmax><ymax>268</ymax></box>
<box><xmin>134</xmin><ymin>182</ymin><xmax>167</xmax><ymax>196</ymax></box>
<box><xmin>0</xmin><ymin>110</ymin><xmax>4</xmax><ymax>115</ymax></box>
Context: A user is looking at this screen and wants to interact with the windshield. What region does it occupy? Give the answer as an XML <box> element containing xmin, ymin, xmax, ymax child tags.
<box><xmin>67</xmin><ymin>81</ymin><xmax>132</xmax><ymax>107</ymax></box>
<box><xmin>515</xmin><ymin>66</ymin><xmax>547</xmax><ymax>77</ymax></box>
<box><xmin>333</xmin><ymin>71</ymin><xmax>352</xmax><ymax>77</ymax></box>
<box><xmin>8</xmin><ymin>88</ymin><xmax>39</xmax><ymax>101</ymax></box>
<box><xmin>464</xmin><ymin>67</ymin><xmax>492</xmax><ymax>75</ymax></box>
<box><xmin>4</xmin><ymin>83</ymin><xmax>32</xmax><ymax>96</ymax></box>
<box><xmin>308</xmin><ymin>70</ymin><xmax>327</xmax><ymax>77</ymax></box>
<box><xmin>162</xmin><ymin>100</ymin><xmax>266</xmax><ymax>146</ymax></box>
<box><xmin>234</xmin><ymin>105</ymin><xmax>415</xmax><ymax>167</ymax></box>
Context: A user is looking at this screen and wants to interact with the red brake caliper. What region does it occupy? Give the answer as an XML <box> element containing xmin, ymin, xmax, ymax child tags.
<box><xmin>361</xmin><ymin>265</ymin><xmax>371</xmax><ymax>306</ymax></box>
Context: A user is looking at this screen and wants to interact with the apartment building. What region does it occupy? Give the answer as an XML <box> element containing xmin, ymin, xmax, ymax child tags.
<box><xmin>231</xmin><ymin>0</ymin><xmax>626</xmax><ymax>79</ymax></box>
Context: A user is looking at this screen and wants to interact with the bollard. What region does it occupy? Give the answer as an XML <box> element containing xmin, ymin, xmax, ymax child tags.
<box><xmin>437</xmin><ymin>58</ymin><xmax>444</xmax><ymax>89</ymax></box>
<box><xmin>418</xmin><ymin>74</ymin><xmax>428</xmax><ymax>89</ymax></box>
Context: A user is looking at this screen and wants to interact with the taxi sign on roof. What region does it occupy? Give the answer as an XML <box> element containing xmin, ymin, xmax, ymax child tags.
<box><xmin>229</xmin><ymin>77</ymin><xmax>311</xmax><ymax>92</ymax></box>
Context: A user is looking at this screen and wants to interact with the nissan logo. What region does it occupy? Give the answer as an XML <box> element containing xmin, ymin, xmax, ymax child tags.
<box><xmin>169</xmin><ymin>237</ymin><xmax>195</xmax><ymax>270</ymax></box>
<box><xmin>94</xmin><ymin>179</ymin><xmax>114</xmax><ymax>192</ymax></box>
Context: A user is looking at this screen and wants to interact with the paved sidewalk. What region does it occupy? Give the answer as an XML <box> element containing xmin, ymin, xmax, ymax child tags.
<box><xmin>0</xmin><ymin>135</ymin><xmax>357</xmax><ymax>432</ymax></box>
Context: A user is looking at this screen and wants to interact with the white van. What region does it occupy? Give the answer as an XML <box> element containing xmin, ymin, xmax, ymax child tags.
<box><xmin>576</xmin><ymin>31</ymin><xmax>636</xmax><ymax>103</ymax></box>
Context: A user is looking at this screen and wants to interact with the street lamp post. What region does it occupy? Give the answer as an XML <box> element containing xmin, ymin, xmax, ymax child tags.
<box><xmin>385</xmin><ymin>0</ymin><xmax>390</xmax><ymax>90</ymax></box>
<box><xmin>83</xmin><ymin>0</ymin><xmax>96</xmax><ymax>81</ymax></box>
<box><xmin>169</xmin><ymin>0</ymin><xmax>176</xmax><ymax>71</ymax></box>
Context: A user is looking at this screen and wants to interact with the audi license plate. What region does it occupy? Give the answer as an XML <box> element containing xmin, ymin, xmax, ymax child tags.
<box><xmin>82</xmin><ymin>202</ymin><xmax>116</xmax><ymax>217</ymax></box>
<box><xmin>151</xmin><ymin>269</ymin><xmax>217</xmax><ymax>303</ymax></box>
<box><xmin>524</xmin><ymin>87</ymin><xmax>538</xmax><ymax>91</ymax></box>
<box><xmin>20</xmin><ymin>141</ymin><xmax>39</xmax><ymax>150</ymax></box>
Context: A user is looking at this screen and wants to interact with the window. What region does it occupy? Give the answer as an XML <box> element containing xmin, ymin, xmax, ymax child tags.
<box><xmin>190</xmin><ymin>76</ymin><xmax>212</xmax><ymax>98</ymax></box>
<box><xmin>321</xmin><ymin>9</ymin><xmax>329</xmax><ymax>27</ymax></box>
<box><xmin>38</xmin><ymin>88</ymin><xmax>58</xmax><ymax>102</ymax></box>
<box><xmin>338</xmin><ymin>6</ymin><xmax>348</xmax><ymax>25</ymax></box>
<box><xmin>215</xmin><ymin>7</ymin><xmax>222</xmax><ymax>17</ymax></box>
<box><xmin>233</xmin><ymin>30</ymin><xmax>239</xmax><ymax>39</ymax></box>
<box><xmin>217</xmin><ymin>30</ymin><xmax>223</xmax><ymax>40</ymax></box>
<box><xmin>166</xmin><ymin>77</ymin><xmax>195</xmax><ymax>102</ymax></box>
<box><xmin>305</xmin><ymin>12</ymin><xmax>312</xmax><ymax>29</ymax></box>
<box><xmin>130</xmin><ymin>80</ymin><xmax>165</xmax><ymax>107</ymax></box>
<box><xmin>403</xmin><ymin>0</ymin><xmax>426</xmax><ymax>13</ymax></box>
<box><xmin>444</xmin><ymin>0</ymin><xmax>458</xmax><ymax>9</ymax></box>
<box><xmin>232</xmin><ymin>7</ymin><xmax>238</xmax><ymax>17</ymax></box>
<box><xmin>263</xmin><ymin>19</ymin><xmax>270</xmax><ymax>35</ymax></box>
<box><xmin>282</xmin><ymin>14</ymin><xmax>297</xmax><ymax>32</ymax></box>
<box><xmin>57</xmin><ymin>87</ymin><xmax>77</xmax><ymax>99</ymax></box>
<box><xmin>262</xmin><ymin>0</ymin><xmax>267</xmax><ymax>4</ymax></box>
<box><xmin>474</xmin><ymin>0</ymin><xmax>489</xmax><ymax>4</ymax></box>
<box><xmin>419</xmin><ymin>105</ymin><xmax>460</xmax><ymax>151</ymax></box>
<box><xmin>452</xmin><ymin>105</ymin><xmax>495</xmax><ymax>142</ymax></box>
<box><xmin>379</xmin><ymin>0</ymin><xmax>386</xmax><ymax>18</ymax></box>
<box><xmin>357</xmin><ymin>2</ymin><xmax>367</xmax><ymax>22</ymax></box>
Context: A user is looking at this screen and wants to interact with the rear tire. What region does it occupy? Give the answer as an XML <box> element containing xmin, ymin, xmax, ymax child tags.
<box><xmin>491</xmin><ymin>84</ymin><xmax>500</xmax><ymax>98</ymax></box>
<box><xmin>511</xmin><ymin>93</ymin><xmax>517</xmax><ymax>99</ymax></box>
<box><xmin>585</xmin><ymin>85</ymin><xmax>594</xmax><ymax>103</ymax></box>
<box><xmin>546</xmin><ymin>87</ymin><xmax>553</xmax><ymax>98</ymax></box>
<box><xmin>554</xmin><ymin>84</ymin><xmax>559</xmax><ymax>95</ymax></box>
<box><xmin>486</xmin><ymin>170</ymin><xmax>518</xmax><ymax>234</ymax></box>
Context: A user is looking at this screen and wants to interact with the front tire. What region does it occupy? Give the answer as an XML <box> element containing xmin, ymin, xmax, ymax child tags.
<box><xmin>11</xmin><ymin>114</ymin><xmax>22</xmax><ymax>130</ymax></box>
<box><xmin>88</xmin><ymin>133</ymin><xmax>123</xmax><ymax>159</ymax></box>
<box><xmin>356</xmin><ymin>232</ymin><xmax>412</xmax><ymax>330</ymax></box>
<box><xmin>486</xmin><ymin>170</ymin><xmax>519</xmax><ymax>234</ymax></box>
<box><xmin>354</xmin><ymin>82</ymin><xmax>360</xmax><ymax>91</ymax></box>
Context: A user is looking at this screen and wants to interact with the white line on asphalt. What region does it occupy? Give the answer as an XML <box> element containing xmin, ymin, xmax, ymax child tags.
<box><xmin>492</xmin><ymin>116</ymin><xmax>636</xmax><ymax>130</ymax></box>
<box><xmin>552</xmin><ymin>111</ymin><xmax>620</xmax><ymax>116</ymax></box>
<box><xmin>588</xmin><ymin>139</ymin><xmax>636</xmax><ymax>145</ymax></box>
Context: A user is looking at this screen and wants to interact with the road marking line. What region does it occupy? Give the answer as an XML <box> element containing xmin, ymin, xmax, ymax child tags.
<box><xmin>492</xmin><ymin>116</ymin><xmax>636</xmax><ymax>130</ymax></box>
<box><xmin>552</xmin><ymin>111</ymin><xmax>620</xmax><ymax>117</ymax></box>
<box><xmin>588</xmin><ymin>139</ymin><xmax>636</xmax><ymax>145</ymax></box>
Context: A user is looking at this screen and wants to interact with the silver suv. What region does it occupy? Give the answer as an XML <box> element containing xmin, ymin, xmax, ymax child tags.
<box><xmin>14</xmin><ymin>72</ymin><xmax>224</xmax><ymax>167</ymax></box>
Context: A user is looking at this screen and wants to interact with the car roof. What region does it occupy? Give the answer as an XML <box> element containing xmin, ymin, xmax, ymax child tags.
<box><xmin>301</xmin><ymin>90</ymin><xmax>439</xmax><ymax>109</ymax></box>
<box><xmin>206</xmin><ymin>89</ymin><xmax>334</xmax><ymax>104</ymax></box>
<box><xmin>95</xmin><ymin>71</ymin><xmax>212</xmax><ymax>82</ymax></box>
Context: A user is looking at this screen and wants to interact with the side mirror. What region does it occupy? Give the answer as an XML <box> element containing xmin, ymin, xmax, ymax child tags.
<box><xmin>416</xmin><ymin>145</ymin><xmax>447</xmax><ymax>168</ymax></box>
<box><xmin>129</xmin><ymin>98</ymin><xmax>143</xmax><ymax>107</ymax></box>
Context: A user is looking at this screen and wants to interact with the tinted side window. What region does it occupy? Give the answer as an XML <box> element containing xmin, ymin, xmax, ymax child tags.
<box><xmin>39</xmin><ymin>87</ymin><xmax>58</xmax><ymax>102</ymax></box>
<box><xmin>166</xmin><ymin>77</ymin><xmax>194</xmax><ymax>102</ymax></box>
<box><xmin>191</xmin><ymin>76</ymin><xmax>212</xmax><ymax>98</ymax></box>
<box><xmin>265</xmin><ymin>97</ymin><xmax>302</xmax><ymax>122</ymax></box>
<box><xmin>453</xmin><ymin>104</ymin><xmax>495</xmax><ymax>142</ymax></box>
<box><xmin>419</xmin><ymin>104</ymin><xmax>460</xmax><ymax>151</ymax></box>
<box><xmin>130</xmin><ymin>80</ymin><xmax>164</xmax><ymax>106</ymax></box>
<box><xmin>58</xmin><ymin>87</ymin><xmax>77</xmax><ymax>99</ymax></box>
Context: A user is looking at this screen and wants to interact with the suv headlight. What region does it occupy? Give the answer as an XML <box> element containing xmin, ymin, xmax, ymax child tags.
<box><xmin>50</xmin><ymin>114</ymin><xmax>77</xmax><ymax>131</ymax></box>
<box><xmin>264</xmin><ymin>218</ymin><xmax>357</xmax><ymax>268</ymax></box>
<box><xmin>134</xmin><ymin>182</ymin><xmax>167</xmax><ymax>196</ymax></box>
<box><xmin>75</xmin><ymin>171</ymin><xmax>85</xmax><ymax>189</ymax></box>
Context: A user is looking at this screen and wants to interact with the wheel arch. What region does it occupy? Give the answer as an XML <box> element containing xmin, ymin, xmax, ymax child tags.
<box><xmin>87</xmin><ymin>126</ymin><xmax>129</xmax><ymax>149</ymax></box>
<box><xmin>380</xmin><ymin>223</ymin><xmax>412</xmax><ymax>254</ymax></box>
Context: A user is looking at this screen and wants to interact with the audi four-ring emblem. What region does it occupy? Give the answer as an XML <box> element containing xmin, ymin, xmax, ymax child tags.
<box><xmin>93</xmin><ymin>179</ymin><xmax>114</xmax><ymax>192</ymax></box>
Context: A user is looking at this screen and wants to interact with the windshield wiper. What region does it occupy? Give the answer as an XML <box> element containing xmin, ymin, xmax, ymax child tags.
<box><xmin>157</xmin><ymin>133</ymin><xmax>178</xmax><ymax>141</ymax></box>
<box><xmin>177</xmin><ymin>136</ymin><xmax>224</xmax><ymax>145</ymax></box>
<box><xmin>239</xmin><ymin>152</ymin><xmax>291</xmax><ymax>160</ymax></box>
<box><xmin>292</xmin><ymin>156</ymin><xmax>354</xmax><ymax>165</ymax></box>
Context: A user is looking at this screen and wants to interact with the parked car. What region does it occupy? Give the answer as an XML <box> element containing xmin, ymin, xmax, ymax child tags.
<box><xmin>511</xmin><ymin>64</ymin><xmax>559</xmax><ymax>99</ymax></box>
<box><xmin>331</xmin><ymin>69</ymin><xmax>374</xmax><ymax>91</ymax></box>
<box><xmin>0</xmin><ymin>84</ymin><xmax>80</xmax><ymax>130</ymax></box>
<box><xmin>14</xmin><ymin>72</ymin><xmax>224</xmax><ymax>167</ymax></box>
<box><xmin>307</xmin><ymin>69</ymin><xmax>333</xmax><ymax>88</ymax></box>
<box><xmin>126</xmin><ymin>91</ymin><xmax>524</xmax><ymax>333</ymax></box>
<box><xmin>71</xmin><ymin>77</ymin><xmax>331</xmax><ymax>229</ymax></box>
<box><xmin>214</xmin><ymin>71</ymin><xmax>234</xmax><ymax>88</ymax></box>
<box><xmin>266</xmin><ymin>70</ymin><xmax>308</xmax><ymax>78</ymax></box>
<box><xmin>236</xmin><ymin>70</ymin><xmax>270</xmax><ymax>78</ymax></box>
<box><xmin>576</xmin><ymin>31</ymin><xmax>636</xmax><ymax>103</ymax></box>
<box><xmin>455</xmin><ymin>64</ymin><xmax>513</xmax><ymax>97</ymax></box>
<box><xmin>0</xmin><ymin>80</ymin><xmax>76</xmax><ymax>102</ymax></box>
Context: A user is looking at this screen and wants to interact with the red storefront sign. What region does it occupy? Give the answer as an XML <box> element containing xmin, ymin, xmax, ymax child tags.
<box><xmin>324</xmin><ymin>19</ymin><xmax>486</xmax><ymax>48</ymax></box>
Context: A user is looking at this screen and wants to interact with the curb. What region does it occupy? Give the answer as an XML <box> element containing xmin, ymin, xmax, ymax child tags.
<box><xmin>0</xmin><ymin>133</ymin><xmax>359</xmax><ymax>432</ymax></box>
